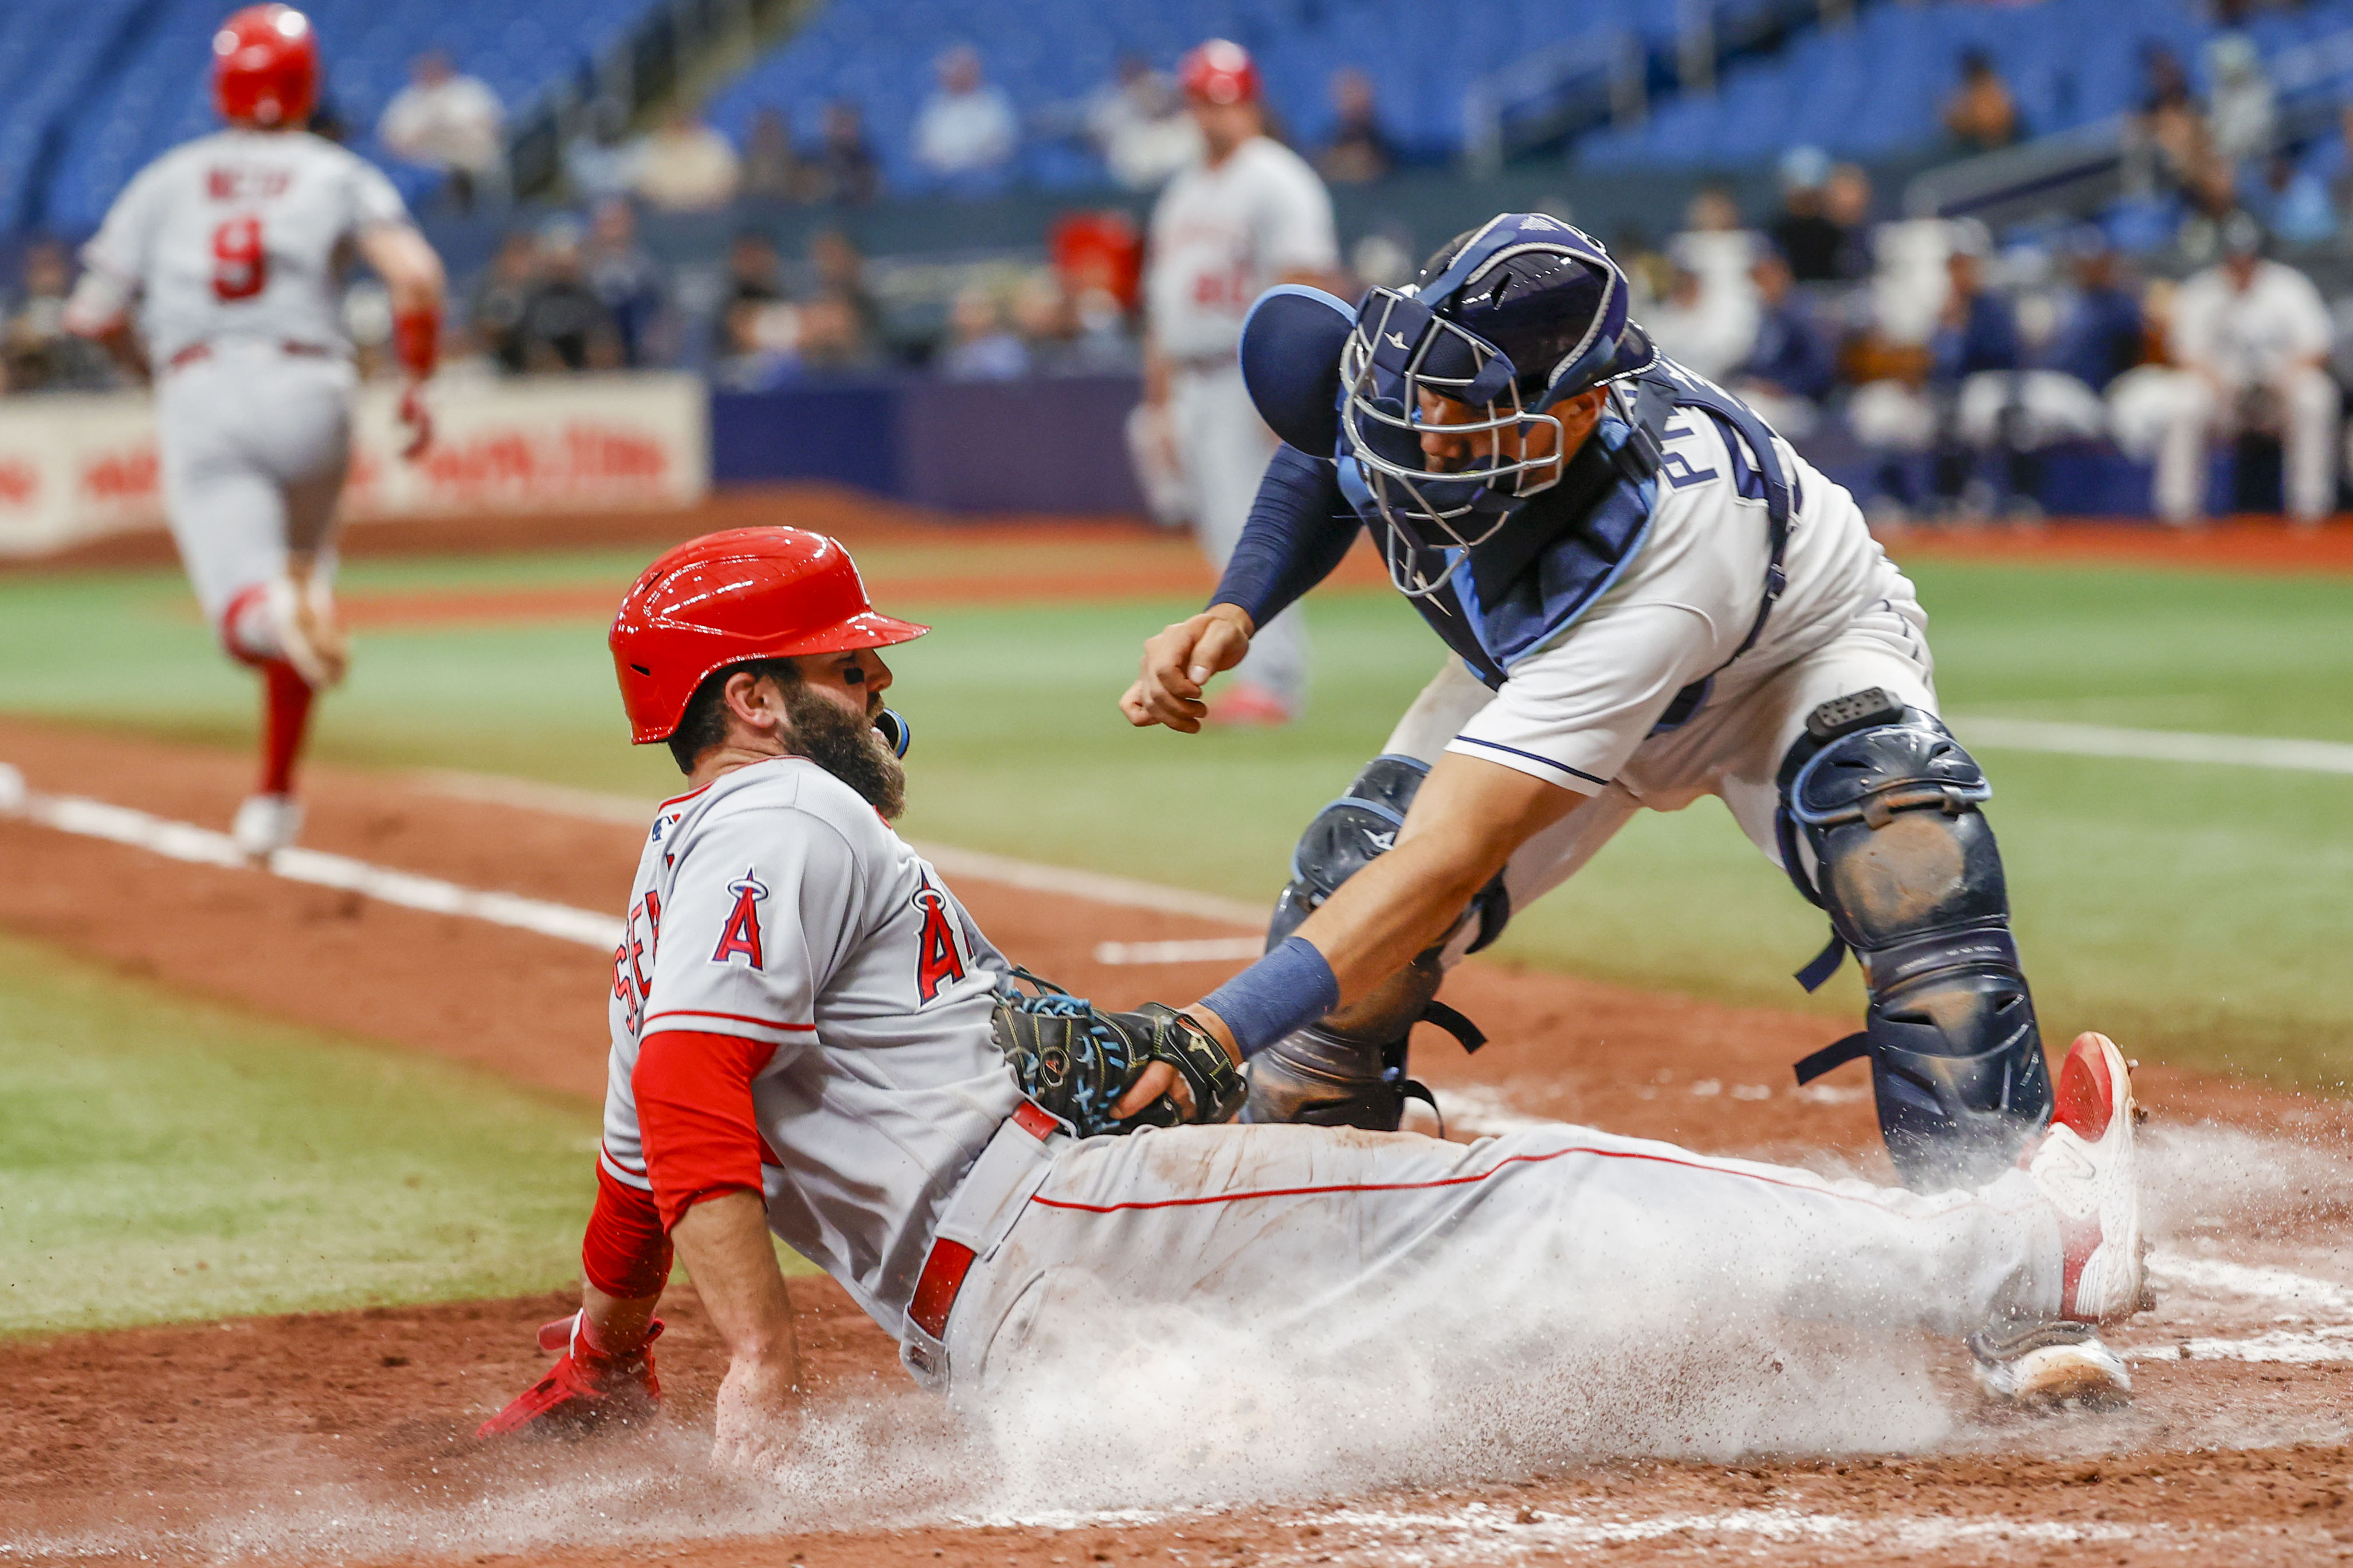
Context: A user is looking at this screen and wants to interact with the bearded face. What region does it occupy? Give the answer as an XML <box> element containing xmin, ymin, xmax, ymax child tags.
<box><xmin>781</xmin><ymin>678</ymin><xmax>907</xmax><ymax>820</ymax></box>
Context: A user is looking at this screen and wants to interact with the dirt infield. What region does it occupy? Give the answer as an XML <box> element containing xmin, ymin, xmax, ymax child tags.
<box><xmin>3</xmin><ymin>714</ymin><xmax>2353</xmax><ymax>1565</ymax></box>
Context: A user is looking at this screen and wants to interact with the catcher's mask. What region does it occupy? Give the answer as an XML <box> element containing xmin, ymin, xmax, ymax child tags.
<box><xmin>1340</xmin><ymin>213</ymin><xmax>1654</xmax><ymax>597</ymax></box>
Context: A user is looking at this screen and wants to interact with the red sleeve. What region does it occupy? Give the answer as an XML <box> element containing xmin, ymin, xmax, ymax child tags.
<box><xmin>582</xmin><ymin>1162</ymin><xmax>672</xmax><ymax>1299</ymax></box>
<box><xmin>633</xmin><ymin>1029</ymin><xmax>777</xmax><ymax>1229</ymax></box>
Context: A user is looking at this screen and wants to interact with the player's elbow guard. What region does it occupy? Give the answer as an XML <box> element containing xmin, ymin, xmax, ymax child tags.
<box><xmin>393</xmin><ymin>305</ymin><xmax>441</xmax><ymax>381</ymax></box>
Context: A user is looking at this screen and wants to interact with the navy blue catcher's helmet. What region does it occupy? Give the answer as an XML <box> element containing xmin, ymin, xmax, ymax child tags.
<box><xmin>1351</xmin><ymin>214</ymin><xmax>1653</xmax><ymax>596</ymax></box>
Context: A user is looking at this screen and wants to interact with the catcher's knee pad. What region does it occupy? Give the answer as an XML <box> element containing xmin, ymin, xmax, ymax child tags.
<box><xmin>1776</xmin><ymin>690</ymin><xmax>2052</xmax><ymax>1190</ymax></box>
<box><xmin>1247</xmin><ymin>756</ymin><xmax>1493</xmax><ymax>1131</ymax></box>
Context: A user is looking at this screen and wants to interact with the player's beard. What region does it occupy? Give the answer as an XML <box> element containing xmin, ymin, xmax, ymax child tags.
<box><xmin>782</xmin><ymin>684</ymin><xmax>907</xmax><ymax>820</ymax></box>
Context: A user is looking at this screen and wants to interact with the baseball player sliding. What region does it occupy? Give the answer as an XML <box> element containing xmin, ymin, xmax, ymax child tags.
<box><xmin>1136</xmin><ymin>40</ymin><xmax>1340</xmax><ymax>726</ymax></box>
<box><xmin>66</xmin><ymin>5</ymin><xmax>446</xmax><ymax>857</ymax></box>
<box><xmin>1119</xmin><ymin>215</ymin><xmax>2135</xmax><ymax>1404</ymax></box>
<box><xmin>477</xmin><ymin>524</ymin><xmax>2147</xmax><ymax>1464</ymax></box>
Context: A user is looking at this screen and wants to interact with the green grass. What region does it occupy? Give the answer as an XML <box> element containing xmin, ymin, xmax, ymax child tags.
<box><xmin>0</xmin><ymin>931</ymin><xmax>613</xmax><ymax>1335</ymax></box>
<box><xmin>2</xmin><ymin>550</ymin><xmax>2350</xmax><ymax>1088</ymax></box>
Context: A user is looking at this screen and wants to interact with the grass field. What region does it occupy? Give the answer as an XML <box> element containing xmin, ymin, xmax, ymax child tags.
<box><xmin>0</xmin><ymin>932</ymin><xmax>610</xmax><ymax>1334</ymax></box>
<box><xmin>2</xmin><ymin>545</ymin><xmax>2350</xmax><ymax>1086</ymax></box>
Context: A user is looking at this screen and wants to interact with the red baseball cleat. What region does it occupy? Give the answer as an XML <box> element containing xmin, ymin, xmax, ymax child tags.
<box><xmin>475</xmin><ymin>1312</ymin><xmax>664</xmax><ymax>1439</ymax></box>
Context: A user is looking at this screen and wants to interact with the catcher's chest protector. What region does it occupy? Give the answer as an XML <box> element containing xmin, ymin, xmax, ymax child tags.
<box><xmin>1334</xmin><ymin>358</ymin><xmax>1791</xmax><ymax>710</ymax></box>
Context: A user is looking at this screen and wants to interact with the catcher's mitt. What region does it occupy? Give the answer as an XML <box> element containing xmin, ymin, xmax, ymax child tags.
<box><xmin>990</xmin><ymin>969</ymin><xmax>1245</xmax><ymax>1137</ymax></box>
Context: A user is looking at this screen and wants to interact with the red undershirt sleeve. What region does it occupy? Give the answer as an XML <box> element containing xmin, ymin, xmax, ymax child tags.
<box><xmin>633</xmin><ymin>1028</ymin><xmax>778</xmax><ymax>1230</ymax></box>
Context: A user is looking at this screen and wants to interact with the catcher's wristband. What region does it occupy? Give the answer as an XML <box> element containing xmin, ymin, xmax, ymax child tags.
<box><xmin>1201</xmin><ymin>936</ymin><xmax>1339</xmax><ymax>1058</ymax></box>
<box><xmin>393</xmin><ymin>306</ymin><xmax>441</xmax><ymax>379</ymax></box>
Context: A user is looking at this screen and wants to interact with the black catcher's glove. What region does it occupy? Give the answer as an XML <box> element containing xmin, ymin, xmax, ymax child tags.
<box><xmin>990</xmin><ymin>970</ymin><xmax>1245</xmax><ymax>1138</ymax></box>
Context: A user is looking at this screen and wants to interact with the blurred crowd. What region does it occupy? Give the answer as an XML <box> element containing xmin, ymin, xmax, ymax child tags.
<box><xmin>1613</xmin><ymin>24</ymin><xmax>2353</xmax><ymax>524</ymax></box>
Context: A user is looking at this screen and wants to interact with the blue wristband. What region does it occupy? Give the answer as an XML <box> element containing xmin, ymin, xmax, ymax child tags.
<box><xmin>1201</xmin><ymin>936</ymin><xmax>1340</xmax><ymax>1059</ymax></box>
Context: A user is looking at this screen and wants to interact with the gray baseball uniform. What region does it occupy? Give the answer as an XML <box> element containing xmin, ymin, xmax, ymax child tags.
<box><xmin>77</xmin><ymin>128</ymin><xmax>410</xmax><ymax>620</ymax></box>
<box><xmin>602</xmin><ymin>756</ymin><xmax>2068</xmax><ymax>1396</ymax></box>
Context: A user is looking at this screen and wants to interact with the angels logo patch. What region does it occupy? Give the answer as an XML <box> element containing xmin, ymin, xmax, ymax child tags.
<box><xmin>912</xmin><ymin>876</ymin><xmax>966</xmax><ymax>1003</ymax></box>
<box><xmin>711</xmin><ymin>871</ymin><xmax>769</xmax><ymax>968</ymax></box>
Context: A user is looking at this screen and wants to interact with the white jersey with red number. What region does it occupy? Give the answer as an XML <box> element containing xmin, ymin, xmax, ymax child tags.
<box><xmin>79</xmin><ymin>128</ymin><xmax>410</xmax><ymax>365</ymax></box>
<box><xmin>601</xmin><ymin>756</ymin><xmax>1023</xmax><ymax>1331</ymax></box>
<box><xmin>1146</xmin><ymin>136</ymin><xmax>1338</xmax><ymax>361</ymax></box>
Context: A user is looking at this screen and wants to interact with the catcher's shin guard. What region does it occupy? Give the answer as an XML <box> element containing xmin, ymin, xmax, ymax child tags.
<box><xmin>1777</xmin><ymin>691</ymin><xmax>2052</xmax><ymax>1190</ymax></box>
<box><xmin>1244</xmin><ymin>756</ymin><xmax>1496</xmax><ymax>1131</ymax></box>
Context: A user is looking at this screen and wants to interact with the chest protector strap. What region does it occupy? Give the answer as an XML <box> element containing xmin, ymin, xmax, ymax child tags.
<box><xmin>1408</xmin><ymin>366</ymin><xmax>1793</xmax><ymax>729</ymax></box>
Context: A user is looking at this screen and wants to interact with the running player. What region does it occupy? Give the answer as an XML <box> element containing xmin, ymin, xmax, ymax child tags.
<box><xmin>1136</xmin><ymin>39</ymin><xmax>1340</xmax><ymax>726</ymax></box>
<box><xmin>66</xmin><ymin>4</ymin><xmax>446</xmax><ymax>856</ymax></box>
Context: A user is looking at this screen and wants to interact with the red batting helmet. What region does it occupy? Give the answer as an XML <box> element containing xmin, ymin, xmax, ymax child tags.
<box><xmin>609</xmin><ymin>527</ymin><xmax>929</xmax><ymax>744</ymax></box>
<box><xmin>1179</xmin><ymin>39</ymin><xmax>1261</xmax><ymax>105</ymax></box>
<box><xmin>213</xmin><ymin>5</ymin><xmax>320</xmax><ymax>128</ymax></box>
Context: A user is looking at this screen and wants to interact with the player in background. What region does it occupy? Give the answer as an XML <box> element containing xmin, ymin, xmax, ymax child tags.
<box><xmin>1136</xmin><ymin>40</ymin><xmax>1340</xmax><ymax>726</ymax></box>
<box><xmin>66</xmin><ymin>5</ymin><xmax>446</xmax><ymax>856</ymax></box>
<box><xmin>472</xmin><ymin>525</ymin><xmax>2148</xmax><ymax>1458</ymax></box>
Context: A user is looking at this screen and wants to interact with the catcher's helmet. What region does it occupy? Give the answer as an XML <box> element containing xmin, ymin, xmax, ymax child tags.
<box><xmin>1340</xmin><ymin>213</ymin><xmax>1655</xmax><ymax>597</ymax></box>
<box><xmin>213</xmin><ymin>5</ymin><xmax>319</xmax><ymax>128</ymax></box>
<box><xmin>1179</xmin><ymin>39</ymin><xmax>1260</xmax><ymax>105</ymax></box>
<box><xmin>609</xmin><ymin>527</ymin><xmax>928</xmax><ymax>744</ymax></box>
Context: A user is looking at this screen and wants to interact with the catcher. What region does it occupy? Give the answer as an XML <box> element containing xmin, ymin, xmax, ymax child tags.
<box><xmin>477</xmin><ymin>525</ymin><xmax>2146</xmax><ymax>1461</ymax></box>
<box><xmin>1119</xmin><ymin>215</ymin><xmax>2132</xmax><ymax>1404</ymax></box>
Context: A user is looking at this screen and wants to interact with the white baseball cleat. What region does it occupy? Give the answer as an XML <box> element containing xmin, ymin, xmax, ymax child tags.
<box><xmin>2026</xmin><ymin>1031</ymin><xmax>2146</xmax><ymax>1326</ymax></box>
<box><xmin>230</xmin><ymin>792</ymin><xmax>305</xmax><ymax>859</ymax></box>
<box><xmin>1966</xmin><ymin>1319</ymin><xmax>2131</xmax><ymax>1406</ymax></box>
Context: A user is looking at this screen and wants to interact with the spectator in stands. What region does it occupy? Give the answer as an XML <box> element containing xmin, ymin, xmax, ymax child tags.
<box><xmin>2151</xmin><ymin>215</ymin><xmax>2336</xmax><ymax>527</ymax></box>
<box><xmin>716</xmin><ymin>231</ymin><xmax>787</xmax><ymax>361</ymax></box>
<box><xmin>1317</xmin><ymin>68</ymin><xmax>1396</xmax><ymax>185</ymax></box>
<box><xmin>519</xmin><ymin>221</ymin><xmax>622</xmax><ymax>372</ymax></box>
<box><xmin>2133</xmin><ymin>42</ymin><xmax>2207</xmax><ymax>190</ymax></box>
<box><xmin>1768</xmin><ymin>146</ymin><xmax>1847</xmax><ymax>284</ymax></box>
<box><xmin>794</xmin><ymin>291</ymin><xmax>882</xmax><ymax>375</ymax></box>
<box><xmin>1648</xmin><ymin>260</ymin><xmax>1758</xmax><ymax>383</ymax></box>
<box><xmin>1089</xmin><ymin>56</ymin><xmax>1201</xmax><ymax>191</ymax></box>
<box><xmin>633</xmin><ymin>108</ymin><xmax>742</xmax><ymax>213</ymax></box>
<box><xmin>2045</xmin><ymin>231</ymin><xmax>2146</xmax><ymax>396</ymax></box>
<box><xmin>584</xmin><ymin>199</ymin><xmax>667</xmax><ymax>368</ymax></box>
<box><xmin>564</xmin><ymin>98</ymin><xmax>642</xmax><ymax>206</ymax></box>
<box><xmin>2206</xmin><ymin>35</ymin><xmax>2276</xmax><ymax>172</ymax></box>
<box><xmin>938</xmin><ymin>284</ymin><xmax>1028</xmax><ymax>379</ymax></box>
<box><xmin>378</xmin><ymin>50</ymin><xmax>505</xmax><ymax>213</ymax></box>
<box><xmin>1727</xmin><ymin>245</ymin><xmax>1833</xmax><ymax>438</ymax></box>
<box><xmin>1670</xmin><ymin>185</ymin><xmax>1760</xmax><ymax>304</ymax></box>
<box><xmin>472</xmin><ymin>230</ymin><xmax>543</xmax><ymax>374</ymax></box>
<box><xmin>814</xmin><ymin>101</ymin><xmax>880</xmax><ymax>206</ymax></box>
<box><xmin>1824</xmin><ymin>162</ymin><xmax>1875</xmax><ymax>255</ymax></box>
<box><xmin>915</xmin><ymin>45</ymin><xmax>1018</xmax><ymax>183</ymax></box>
<box><xmin>741</xmin><ymin>108</ymin><xmax>807</xmax><ymax>202</ymax></box>
<box><xmin>1942</xmin><ymin>49</ymin><xmax>2021</xmax><ymax>154</ymax></box>
<box><xmin>2</xmin><ymin>240</ymin><xmax>117</xmax><ymax>393</ymax></box>
<box><xmin>809</xmin><ymin>230</ymin><xmax>883</xmax><ymax>347</ymax></box>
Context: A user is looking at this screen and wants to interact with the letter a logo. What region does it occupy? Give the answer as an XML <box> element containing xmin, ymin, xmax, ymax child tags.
<box><xmin>711</xmin><ymin>871</ymin><xmax>768</xmax><ymax>968</ymax></box>
<box><xmin>912</xmin><ymin>878</ymin><xmax>964</xmax><ymax>1003</ymax></box>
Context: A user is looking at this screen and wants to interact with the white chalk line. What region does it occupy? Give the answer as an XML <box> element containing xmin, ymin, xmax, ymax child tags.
<box><xmin>13</xmin><ymin>762</ymin><xmax>2353</xmax><ymax>1370</ymax></box>
<box><xmin>0</xmin><ymin>765</ymin><xmax>624</xmax><ymax>952</ymax></box>
<box><xmin>1951</xmin><ymin>715</ymin><xmax>2353</xmax><ymax>776</ymax></box>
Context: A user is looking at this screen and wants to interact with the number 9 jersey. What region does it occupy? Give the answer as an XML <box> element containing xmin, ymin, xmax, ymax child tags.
<box><xmin>77</xmin><ymin>126</ymin><xmax>411</xmax><ymax>365</ymax></box>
